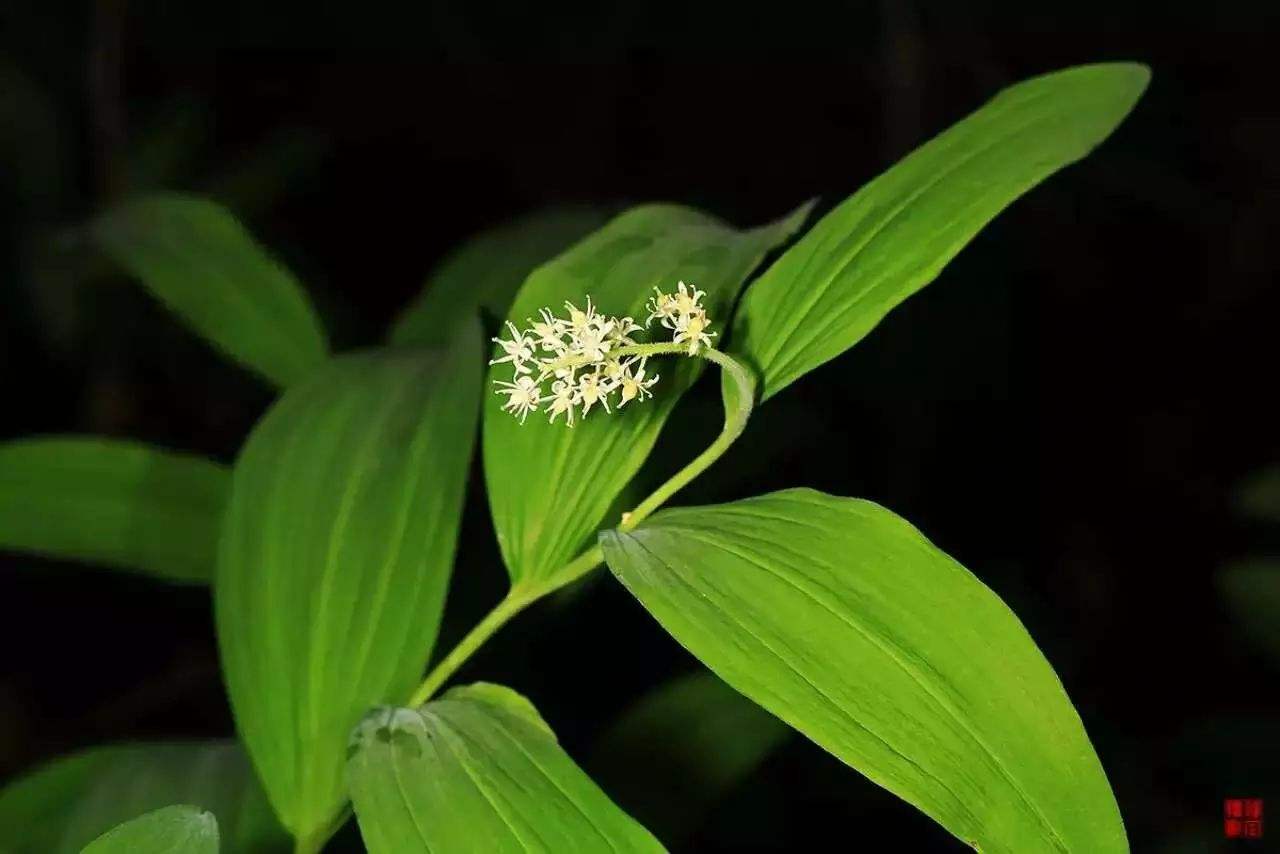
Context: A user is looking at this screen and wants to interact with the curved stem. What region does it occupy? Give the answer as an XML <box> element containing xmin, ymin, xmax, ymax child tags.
<box><xmin>406</xmin><ymin>347</ymin><xmax>755</xmax><ymax>708</ymax></box>
<box><xmin>406</xmin><ymin>545</ymin><xmax>606</xmax><ymax>707</ymax></box>
<box><xmin>406</xmin><ymin>590</ymin><xmax>530</xmax><ymax>708</ymax></box>
<box><xmin>620</xmin><ymin>347</ymin><xmax>754</xmax><ymax>531</ymax></box>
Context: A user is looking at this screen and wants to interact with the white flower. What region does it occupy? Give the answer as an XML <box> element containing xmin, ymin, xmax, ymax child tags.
<box><xmin>610</xmin><ymin>315</ymin><xmax>641</xmax><ymax>343</ymax></box>
<box><xmin>577</xmin><ymin>369</ymin><xmax>614</xmax><ymax>417</ymax></box>
<box><xmin>546</xmin><ymin>380</ymin><xmax>579</xmax><ymax>426</ymax></box>
<box><xmin>673</xmin><ymin>280</ymin><xmax>706</xmax><ymax>316</ymax></box>
<box><xmin>672</xmin><ymin>308</ymin><xmax>716</xmax><ymax>355</ymax></box>
<box><xmin>493</xmin><ymin>375</ymin><xmax>542</xmax><ymax>423</ymax></box>
<box><xmin>563</xmin><ymin>296</ymin><xmax>602</xmax><ymax>335</ymax></box>
<box><xmin>489</xmin><ymin>321</ymin><xmax>536</xmax><ymax>374</ymax></box>
<box><xmin>573</xmin><ymin>325</ymin><xmax>612</xmax><ymax>362</ymax></box>
<box><xmin>601</xmin><ymin>357</ymin><xmax>627</xmax><ymax>383</ymax></box>
<box><xmin>529</xmin><ymin>308</ymin><xmax>567</xmax><ymax>353</ymax></box>
<box><xmin>488</xmin><ymin>284</ymin><xmax>713</xmax><ymax>426</ymax></box>
<box><xmin>645</xmin><ymin>287</ymin><xmax>678</xmax><ymax>329</ymax></box>
<box><xmin>618</xmin><ymin>358</ymin><xmax>659</xmax><ymax>407</ymax></box>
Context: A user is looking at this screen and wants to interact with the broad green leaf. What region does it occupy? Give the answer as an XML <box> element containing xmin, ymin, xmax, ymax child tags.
<box><xmin>215</xmin><ymin>329</ymin><xmax>482</xmax><ymax>842</ymax></box>
<box><xmin>90</xmin><ymin>193</ymin><xmax>328</xmax><ymax>387</ymax></box>
<box><xmin>1217</xmin><ymin>559</ymin><xmax>1280</xmax><ymax>665</ymax></box>
<box><xmin>0</xmin><ymin>438</ymin><xmax>228</xmax><ymax>583</ymax></box>
<box><xmin>601</xmin><ymin>489</ymin><xmax>1126</xmax><ymax>853</ymax></box>
<box><xmin>347</xmin><ymin>683</ymin><xmax>664</xmax><ymax>853</ymax></box>
<box><xmin>82</xmin><ymin>805</ymin><xmax>218</xmax><ymax>854</ymax></box>
<box><xmin>0</xmin><ymin>741</ymin><xmax>285</xmax><ymax>854</ymax></box>
<box><xmin>389</xmin><ymin>206</ymin><xmax>609</xmax><ymax>347</ymax></box>
<box><xmin>592</xmin><ymin>671</ymin><xmax>789</xmax><ymax>839</ymax></box>
<box><xmin>731</xmin><ymin>63</ymin><xmax>1149</xmax><ymax>401</ymax></box>
<box><xmin>484</xmin><ymin>202</ymin><xmax>811</xmax><ymax>586</ymax></box>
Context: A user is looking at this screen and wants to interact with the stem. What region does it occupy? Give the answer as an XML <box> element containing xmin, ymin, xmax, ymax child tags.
<box><xmin>307</xmin><ymin>349</ymin><xmax>753</xmax><ymax>854</ymax></box>
<box><xmin>620</xmin><ymin>347</ymin><xmax>753</xmax><ymax>532</ymax></box>
<box><xmin>406</xmin><ymin>590</ymin><xmax>529</xmax><ymax>707</ymax></box>
<box><xmin>542</xmin><ymin>341</ymin><xmax>689</xmax><ymax>375</ymax></box>
<box><xmin>406</xmin><ymin>347</ymin><xmax>755</xmax><ymax>706</ymax></box>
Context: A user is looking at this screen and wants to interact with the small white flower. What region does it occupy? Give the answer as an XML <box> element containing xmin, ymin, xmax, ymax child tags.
<box><xmin>577</xmin><ymin>369</ymin><xmax>614</xmax><ymax>417</ymax></box>
<box><xmin>645</xmin><ymin>287</ymin><xmax>678</xmax><ymax>329</ymax></box>
<box><xmin>529</xmin><ymin>308</ymin><xmax>566</xmax><ymax>352</ymax></box>
<box><xmin>489</xmin><ymin>321</ymin><xmax>536</xmax><ymax>374</ymax></box>
<box><xmin>546</xmin><ymin>380</ymin><xmax>579</xmax><ymax>426</ymax></box>
<box><xmin>493</xmin><ymin>375</ymin><xmax>542</xmax><ymax>423</ymax></box>
<box><xmin>601</xmin><ymin>357</ymin><xmax>627</xmax><ymax>383</ymax></box>
<box><xmin>489</xmin><ymin>285</ymin><xmax>711</xmax><ymax>426</ymax></box>
<box><xmin>563</xmin><ymin>296</ymin><xmax>602</xmax><ymax>335</ymax></box>
<box><xmin>673</xmin><ymin>280</ymin><xmax>706</xmax><ymax>316</ymax></box>
<box><xmin>618</xmin><ymin>358</ymin><xmax>659</xmax><ymax>407</ymax></box>
<box><xmin>673</xmin><ymin>308</ymin><xmax>716</xmax><ymax>355</ymax></box>
<box><xmin>573</xmin><ymin>325</ymin><xmax>612</xmax><ymax>362</ymax></box>
<box><xmin>610</xmin><ymin>315</ymin><xmax>641</xmax><ymax>343</ymax></box>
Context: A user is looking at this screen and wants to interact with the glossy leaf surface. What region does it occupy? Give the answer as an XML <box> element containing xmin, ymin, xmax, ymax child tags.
<box><xmin>216</xmin><ymin>332</ymin><xmax>481</xmax><ymax>841</ymax></box>
<box><xmin>602</xmin><ymin>489</ymin><xmax>1126</xmax><ymax>853</ymax></box>
<box><xmin>347</xmin><ymin>683</ymin><xmax>664</xmax><ymax>853</ymax></box>
<box><xmin>731</xmin><ymin>63</ymin><xmax>1149</xmax><ymax>400</ymax></box>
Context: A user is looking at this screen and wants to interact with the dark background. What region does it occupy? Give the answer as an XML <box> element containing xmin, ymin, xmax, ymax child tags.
<box><xmin>3</xmin><ymin>1</ymin><xmax>1278</xmax><ymax>851</ymax></box>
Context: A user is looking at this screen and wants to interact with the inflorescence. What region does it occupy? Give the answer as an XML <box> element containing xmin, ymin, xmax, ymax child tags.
<box><xmin>491</xmin><ymin>281</ymin><xmax>716</xmax><ymax>426</ymax></box>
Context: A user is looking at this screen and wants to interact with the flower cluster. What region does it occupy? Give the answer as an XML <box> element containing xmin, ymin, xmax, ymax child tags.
<box><xmin>645</xmin><ymin>280</ymin><xmax>717</xmax><ymax>355</ymax></box>
<box><xmin>490</xmin><ymin>281</ymin><xmax>714</xmax><ymax>426</ymax></box>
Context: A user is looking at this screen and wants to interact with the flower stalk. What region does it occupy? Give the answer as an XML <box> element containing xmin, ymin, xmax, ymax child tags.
<box><xmin>407</xmin><ymin>291</ymin><xmax>756</xmax><ymax>710</ymax></box>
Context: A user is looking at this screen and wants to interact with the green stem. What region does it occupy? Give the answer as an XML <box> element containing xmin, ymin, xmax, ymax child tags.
<box><xmin>541</xmin><ymin>340</ymin><xmax>689</xmax><ymax>375</ymax></box>
<box><xmin>620</xmin><ymin>347</ymin><xmax>754</xmax><ymax>532</ymax></box>
<box><xmin>406</xmin><ymin>590</ymin><xmax>528</xmax><ymax>707</ymax></box>
<box><xmin>406</xmin><ymin>346</ymin><xmax>755</xmax><ymax>708</ymax></box>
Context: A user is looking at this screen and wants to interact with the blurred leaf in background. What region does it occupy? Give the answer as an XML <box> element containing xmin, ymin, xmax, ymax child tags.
<box><xmin>81</xmin><ymin>804</ymin><xmax>219</xmax><ymax>854</ymax></box>
<box><xmin>0</xmin><ymin>741</ymin><xmax>286</xmax><ymax>853</ymax></box>
<box><xmin>590</xmin><ymin>670</ymin><xmax>789</xmax><ymax>842</ymax></box>
<box><xmin>90</xmin><ymin>194</ymin><xmax>330</xmax><ymax>388</ymax></box>
<box><xmin>390</xmin><ymin>205</ymin><xmax>610</xmax><ymax>347</ymax></box>
<box><xmin>0</xmin><ymin>438</ymin><xmax>228</xmax><ymax>584</ymax></box>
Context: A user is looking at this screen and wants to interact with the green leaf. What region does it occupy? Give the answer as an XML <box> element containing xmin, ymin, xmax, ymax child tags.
<box><xmin>0</xmin><ymin>438</ymin><xmax>229</xmax><ymax>583</ymax></box>
<box><xmin>82</xmin><ymin>805</ymin><xmax>218</xmax><ymax>854</ymax></box>
<box><xmin>601</xmin><ymin>489</ymin><xmax>1126</xmax><ymax>853</ymax></box>
<box><xmin>389</xmin><ymin>206</ymin><xmax>610</xmax><ymax>347</ymax></box>
<box><xmin>215</xmin><ymin>329</ymin><xmax>482</xmax><ymax>843</ymax></box>
<box><xmin>0</xmin><ymin>741</ymin><xmax>286</xmax><ymax>854</ymax></box>
<box><xmin>1217</xmin><ymin>559</ymin><xmax>1280</xmax><ymax>665</ymax></box>
<box><xmin>591</xmin><ymin>671</ymin><xmax>789</xmax><ymax>839</ymax></box>
<box><xmin>90</xmin><ymin>193</ymin><xmax>328</xmax><ymax>387</ymax></box>
<box><xmin>346</xmin><ymin>683</ymin><xmax>664</xmax><ymax>853</ymax></box>
<box><xmin>484</xmin><ymin>202</ymin><xmax>811</xmax><ymax>586</ymax></box>
<box><xmin>731</xmin><ymin>63</ymin><xmax>1150</xmax><ymax>401</ymax></box>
